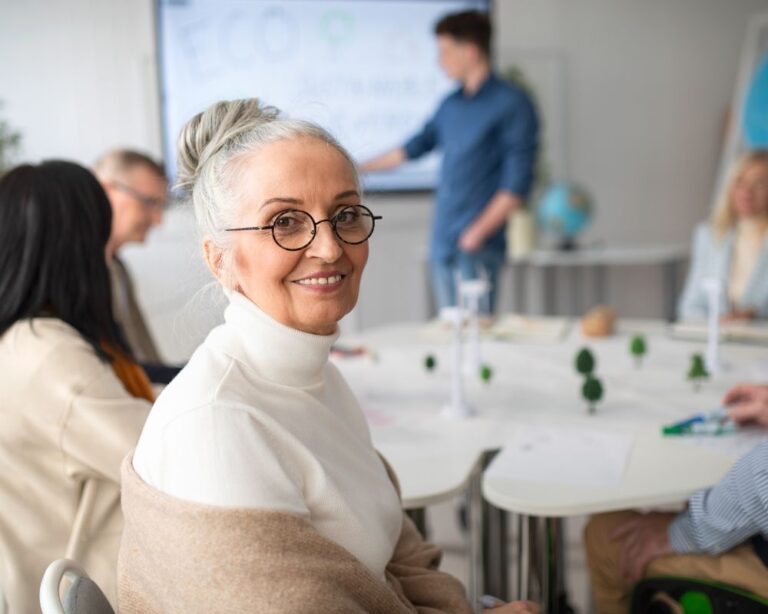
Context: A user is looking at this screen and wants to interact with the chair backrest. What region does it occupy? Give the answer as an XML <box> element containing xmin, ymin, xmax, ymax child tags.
<box><xmin>632</xmin><ymin>576</ymin><xmax>768</xmax><ymax>614</ymax></box>
<box><xmin>40</xmin><ymin>559</ymin><xmax>114</xmax><ymax>614</ymax></box>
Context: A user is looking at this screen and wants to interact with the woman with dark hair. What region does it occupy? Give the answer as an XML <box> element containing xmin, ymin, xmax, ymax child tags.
<box><xmin>0</xmin><ymin>161</ymin><xmax>151</xmax><ymax>612</ymax></box>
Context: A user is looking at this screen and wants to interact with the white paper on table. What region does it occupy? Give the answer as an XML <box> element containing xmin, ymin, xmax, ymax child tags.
<box><xmin>487</xmin><ymin>426</ymin><xmax>634</xmax><ymax>487</ymax></box>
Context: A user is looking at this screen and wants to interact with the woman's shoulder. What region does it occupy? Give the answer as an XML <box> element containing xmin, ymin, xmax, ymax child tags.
<box><xmin>0</xmin><ymin>317</ymin><xmax>106</xmax><ymax>378</ymax></box>
<box><xmin>690</xmin><ymin>222</ymin><xmax>726</xmax><ymax>250</ymax></box>
<box><xmin>134</xmin><ymin>399</ymin><xmax>309</xmax><ymax>511</ymax></box>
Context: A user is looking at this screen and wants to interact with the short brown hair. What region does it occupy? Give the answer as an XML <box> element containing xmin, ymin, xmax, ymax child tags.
<box><xmin>435</xmin><ymin>10</ymin><xmax>491</xmax><ymax>57</ymax></box>
<box><xmin>93</xmin><ymin>149</ymin><xmax>165</xmax><ymax>182</ymax></box>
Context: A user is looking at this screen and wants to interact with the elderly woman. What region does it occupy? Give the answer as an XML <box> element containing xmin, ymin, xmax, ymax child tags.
<box><xmin>0</xmin><ymin>161</ymin><xmax>152</xmax><ymax>612</ymax></box>
<box><xmin>678</xmin><ymin>150</ymin><xmax>768</xmax><ymax>321</ymax></box>
<box><xmin>120</xmin><ymin>99</ymin><xmax>536</xmax><ymax>613</ymax></box>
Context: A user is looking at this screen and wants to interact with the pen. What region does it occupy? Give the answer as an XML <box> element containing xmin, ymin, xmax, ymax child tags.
<box><xmin>663</xmin><ymin>413</ymin><xmax>735</xmax><ymax>436</ymax></box>
<box><xmin>662</xmin><ymin>407</ymin><xmax>727</xmax><ymax>435</ymax></box>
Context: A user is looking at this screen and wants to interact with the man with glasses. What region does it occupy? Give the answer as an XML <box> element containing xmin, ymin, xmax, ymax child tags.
<box><xmin>94</xmin><ymin>149</ymin><xmax>168</xmax><ymax>369</ymax></box>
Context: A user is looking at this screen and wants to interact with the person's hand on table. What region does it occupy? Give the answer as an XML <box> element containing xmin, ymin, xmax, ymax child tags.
<box><xmin>458</xmin><ymin>226</ymin><xmax>485</xmax><ymax>253</ymax></box>
<box><xmin>722</xmin><ymin>308</ymin><xmax>756</xmax><ymax>323</ymax></box>
<box><xmin>483</xmin><ymin>600</ymin><xmax>540</xmax><ymax>613</ymax></box>
<box><xmin>724</xmin><ymin>383</ymin><xmax>768</xmax><ymax>427</ymax></box>
<box><xmin>610</xmin><ymin>512</ymin><xmax>676</xmax><ymax>582</ymax></box>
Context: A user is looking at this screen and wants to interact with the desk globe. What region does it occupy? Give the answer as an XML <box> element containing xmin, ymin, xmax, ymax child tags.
<box><xmin>536</xmin><ymin>182</ymin><xmax>593</xmax><ymax>249</ymax></box>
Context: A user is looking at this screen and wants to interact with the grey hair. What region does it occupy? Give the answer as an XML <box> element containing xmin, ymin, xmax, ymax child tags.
<box><xmin>175</xmin><ymin>98</ymin><xmax>359</xmax><ymax>284</ymax></box>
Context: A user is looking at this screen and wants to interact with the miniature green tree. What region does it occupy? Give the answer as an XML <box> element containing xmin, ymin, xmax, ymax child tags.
<box><xmin>575</xmin><ymin>348</ymin><xmax>595</xmax><ymax>376</ymax></box>
<box><xmin>629</xmin><ymin>335</ymin><xmax>647</xmax><ymax>367</ymax></box>
<box><xmin>480</xmin><ymin>364</ymin><xmax>493</xmax><ymax>383</ymax></box>
<box><xmin>687</xmin><ymin>354</ymin><xmax>709</xmax><ymax>391</ymax></box>
<box><xmin>424</xmin><ymin>354</ymin><xmax>437</xmax><ymax>372</ymax></box>
<box><xmin>582</xmin><ymin>375</ymin><xmax>604</xmax><ymax>414</ymax></box>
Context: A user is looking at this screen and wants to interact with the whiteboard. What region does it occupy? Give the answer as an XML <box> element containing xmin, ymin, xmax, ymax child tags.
<box><xmin>157</xmin><ymin>0</ymin><xmax>488</xmax><ymax>191</ymax></box>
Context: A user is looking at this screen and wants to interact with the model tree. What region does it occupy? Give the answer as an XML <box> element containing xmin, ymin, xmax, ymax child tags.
<box><xmin>480</xmin><ymin>364</ymin><xmax>493</xmax><ymax>383</ymax></box>
<box><xmin>424</xmin><ymin>354</ymin><xmax>437</xmax><ymax>372</ymax></box>
<box><xmin>629</xmin><ymin>334</ymin><xmax>647</xmax><ymax>367</ymax></box>
<box><xmin>687</xmin><ymin>353</ymin><xmax>709</xmax><ymax>391</ymax></box>
<box><xmin>582</xmin><ymin>375</ymin><xmax>604</xmax><ymax>414</ymax></box>
<box><xmin>575</xmin><ymin>348</ymin><xmax>596</xmax><ymax>376</ymax></box>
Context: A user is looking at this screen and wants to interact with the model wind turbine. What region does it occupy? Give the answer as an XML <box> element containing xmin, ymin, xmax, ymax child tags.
<box><xmin>440</xmin><ymin>306</ymin><xmax>475</xmax><ymax>418</ymax></box>
<box><xmin>702</xmin><ymin>277</ymin><xmax>723</xmax><ymax>375</ymax></box>
<box><xmin>459</xmin><ymin>277</ymin><xmax>491</xmax><ymax>376</ymax></box>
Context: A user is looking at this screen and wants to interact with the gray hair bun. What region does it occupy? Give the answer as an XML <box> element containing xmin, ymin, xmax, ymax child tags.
<box><xmin>175</xmin><ymin>98</ymin><xmax>279</xmax><ymax>193</ymax></box>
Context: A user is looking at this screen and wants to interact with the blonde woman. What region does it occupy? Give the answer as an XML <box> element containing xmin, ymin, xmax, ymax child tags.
<box><xmin>678</xmin><ymin>150</ymin><xmax>768</xmax><ymax>321</ymax></box>
<box><xmin>118</xmin><ymin>99</ymin><xmax>538</xmax><ymax>614</ymax></box>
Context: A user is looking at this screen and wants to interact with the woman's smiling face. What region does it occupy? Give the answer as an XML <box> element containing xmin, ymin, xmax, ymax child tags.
<box><xmin>209</xmin><ymin>136</ymin><xmax>368</xmax><ymax>335</ymax></box>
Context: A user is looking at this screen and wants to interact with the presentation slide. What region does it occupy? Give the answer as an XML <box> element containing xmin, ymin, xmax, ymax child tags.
<box><xmin>157</xmin><ymin>0</ymin><xmax>488</xmax><ymax>191</ymax></box>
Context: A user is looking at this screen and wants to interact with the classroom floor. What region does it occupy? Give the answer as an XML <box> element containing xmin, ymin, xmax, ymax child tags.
<box><xmin>428</xmin><ymin>499</ymin><xmax>592</xmax><ymax>613</ymax></box>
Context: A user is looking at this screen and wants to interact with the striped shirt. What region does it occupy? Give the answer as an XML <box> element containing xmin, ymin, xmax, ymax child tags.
<box><xmin>669</xmin><ymin>441</ymin><xmax>768</xmax><ymax>558</ymax></box>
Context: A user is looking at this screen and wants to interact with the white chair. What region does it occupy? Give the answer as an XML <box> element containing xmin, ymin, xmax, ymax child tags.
<box><xmin>39</xmin><ymin>559</ymin><xmax>114</xmax><ymax>614</ymax></box>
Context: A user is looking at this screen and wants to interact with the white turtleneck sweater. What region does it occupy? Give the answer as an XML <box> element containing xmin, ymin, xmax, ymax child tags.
<box><xmin>132</xmin><ymin>291</ymin><xmax>402</xmax><ymax>578</ymax></box>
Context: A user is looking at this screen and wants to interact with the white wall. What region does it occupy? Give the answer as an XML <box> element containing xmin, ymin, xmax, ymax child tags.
<box><xmin>0</xmin><ymin>0</ymin><xmax>162</xmax><ymax>164</ymax></box>
<box><xmin>1</xmin><ymin>0</ymin><xmax>766</xmax><ymax>360</ymax></box>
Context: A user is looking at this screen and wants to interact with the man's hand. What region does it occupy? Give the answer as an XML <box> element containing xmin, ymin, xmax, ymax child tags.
<box><xmin>483</xmin><ymin>601</ymin><xmax>540</xmax><ymax>613</ymax></box>
<box><xmin>724</xmin><ymin>384</ymin><xmax>768</xmax><ymax>427</ymax></box>
<box><xmin>458</xmin><ymin>225</ymin><xmax>486</xmax><ymax>252</ymax></box>
<box><xmin>609</xmin><ymin>512</ymin><xmax>675</xmax><ymax>582</ymax></box>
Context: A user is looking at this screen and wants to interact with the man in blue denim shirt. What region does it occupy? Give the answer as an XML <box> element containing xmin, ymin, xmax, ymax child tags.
<box><xmin>362</xmin><ymin>10</ymin><xmax>539</xmax><ymax>314</ymax></box>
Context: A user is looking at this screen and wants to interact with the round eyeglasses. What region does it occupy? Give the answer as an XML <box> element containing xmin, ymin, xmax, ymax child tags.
<box><xmin>225</xmin><ymin>205</ymin><xmax>382</xmax><ymax>251</ymax></box>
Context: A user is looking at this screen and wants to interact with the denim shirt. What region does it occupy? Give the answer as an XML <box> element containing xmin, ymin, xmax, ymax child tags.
<box><xmin>404</xmin><ymin>73</ymin><xmax>538</xmax><ymax>262</ymax></box>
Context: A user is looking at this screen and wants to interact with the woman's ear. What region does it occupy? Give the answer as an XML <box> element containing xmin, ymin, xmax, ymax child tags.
<box><xmin>203</xmin><ymin>238</ymin><xmax>226</xmax><ymax>284</ymax></box>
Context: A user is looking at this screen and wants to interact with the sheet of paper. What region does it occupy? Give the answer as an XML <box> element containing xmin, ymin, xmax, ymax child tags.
<box><xmin>487</xmin><ymin>426</ymin><xmax>634</xmax><ymax>487</ymax></box>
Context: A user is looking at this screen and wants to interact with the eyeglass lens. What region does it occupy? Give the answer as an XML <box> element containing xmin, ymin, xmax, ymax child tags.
<box><xmin>272</xmin><ymin>206</ymin><xmax>375</xmax><ymax>250</ymax></box>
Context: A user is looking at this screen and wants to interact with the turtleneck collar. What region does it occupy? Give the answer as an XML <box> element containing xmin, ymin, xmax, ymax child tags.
<box><xmin>216</xmin><ymin>290</ymin><xmax>339</xmax><ymax>388</ymax></box>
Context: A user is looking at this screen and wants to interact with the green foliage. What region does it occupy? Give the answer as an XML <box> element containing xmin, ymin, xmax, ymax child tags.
<box><xmin>424</xmin><ymin>354</ymin><xmax>437</xmax><ymax>371</ymax></box>
<box><xmin>582</xmin><ymin>375</ymin><xmax>604</xmax><ymax>413</ymax></box>
<box><xmin>575</xmin><ymin>348</ymin><xmax>595</xmax><ymax>376</ymax></box>
<box><xmin>480</xmin><ymin>364</ymin><xmax>493</xmax><ymax>383</ymax></box>
<box><xmin>687</xmin><ymin>354</ymin><xmax>709</xmax><ymax>380</ymax></box>
<box><xmin>629</xmin><ymin>335</ymin><xmax>647</xmax><ymax>357</ymax></box>
<box><xmin>0</xmin><ymin>102</ymin><xmax>21</xmax><ymax>174</ymax></box>
<box><xmin>629</xmin><ymin>334</ymin><xmax>647</xmax><ymax>367</ymax></box>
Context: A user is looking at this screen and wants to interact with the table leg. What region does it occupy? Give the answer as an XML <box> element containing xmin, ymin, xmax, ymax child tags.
<box><xmin>477</xmin><ymin>450</ymin><xmax>509</xmax><ymax>601</ymax></box>
<box><xmin>483</xmin><ymin>503</ymin><xmax>509</xmax><ymax>600</ymax></box>
<box><xmin>516</xmin><ymin>514</ymin><xmax>531</xmax><ymax>601</ymax></box>
<box><xmin>466</xmin><ymin>457</ymin><xmax>485</xmax><ymax>613</ymax></box>
<box><xmin>594</xmin><ymin>264</ymin><xmax>607</xmax><ymax>305</ymax></box>
<box><xmin>514</xmin><ymin>516</ymin><xmax>570</xmax><ymax>614</ymax></box>
<box><xmin>544</xmin><ymin>267</ymin><xmax>557</xmax><ymax>316</ymax></box>
<box><xmin>663</xmin><ymin>260</ymin><xmax>678</xmax><ymax>322</ymax></box>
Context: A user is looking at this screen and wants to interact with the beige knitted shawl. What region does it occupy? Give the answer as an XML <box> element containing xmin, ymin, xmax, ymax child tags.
<box><xmin>118</xmin><ymin>454</ymin><xmax>473</xmax><ymax>613</ymax></box>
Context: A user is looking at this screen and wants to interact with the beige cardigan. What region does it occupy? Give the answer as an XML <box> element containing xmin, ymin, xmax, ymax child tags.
<box><xmin>119</xmin><ymin>454</ymin><xmax>473</xmax><ymax>614</ymax></box>
<box><xmin>0</xmin><ymin>319</ymin><xmax>151</xmax><ymax>613</ymax></box>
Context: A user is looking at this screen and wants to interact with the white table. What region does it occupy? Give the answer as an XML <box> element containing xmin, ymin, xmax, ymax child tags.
<box><xmin>335</xmin><ymin>317</ymin><xmax>768</xmax><ymax>611</ymax></box>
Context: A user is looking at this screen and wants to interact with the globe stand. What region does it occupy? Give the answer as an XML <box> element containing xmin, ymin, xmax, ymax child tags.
<box><xmin>558</xmin><ymin>237</ymin><xmax>578</xmax><ymax>251</ymax></box>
